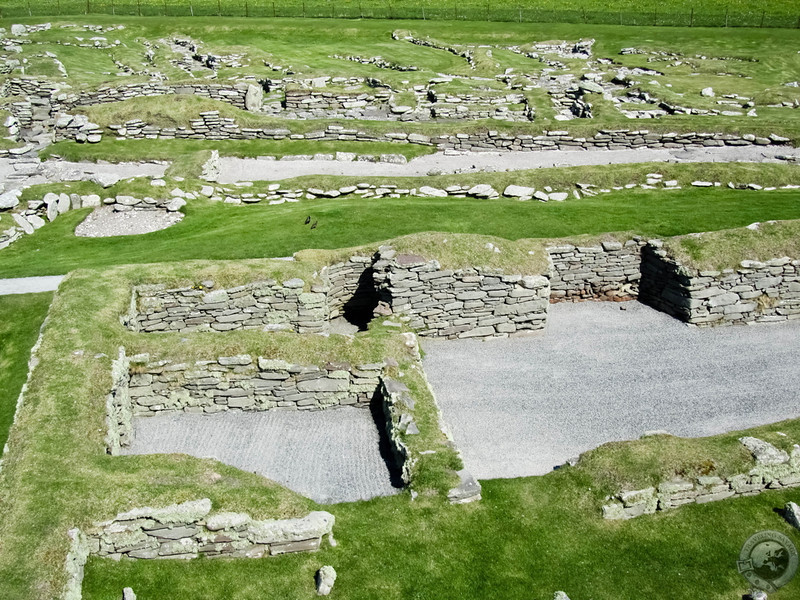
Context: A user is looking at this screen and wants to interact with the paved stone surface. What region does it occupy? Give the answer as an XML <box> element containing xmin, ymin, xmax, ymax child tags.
<box><xmin>422</xmin><ymin>301</ymin><xmax>800</xmax><ymax>479</ymax></box>
<box><xmin>75</xmin><ymin>206</ymin><xmax>183</xmax><ymax>237</ymax></box>
<box><xmin>123</xmin><ymin>407</ymin><xmax>402</xmax><ymax>504</ymax></box>
<box><xmin>217</xmin><ymin>146</ymin><xmax>800</xmax><ymax>182</ymax></box>
<box><xmin>0</xmin><ymin>275</ymin><xmax>64</xmax><ymax>295</ymax></box>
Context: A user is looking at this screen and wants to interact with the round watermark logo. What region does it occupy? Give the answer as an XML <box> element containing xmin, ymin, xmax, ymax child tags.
<box><xmin>738</xmin><ymin>530</ymin><xmax>799</xmax><ymax>593</ymax></box>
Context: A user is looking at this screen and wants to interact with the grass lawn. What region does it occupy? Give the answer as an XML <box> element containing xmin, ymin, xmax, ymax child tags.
<box><xmin>2</xmin><ymin>187</ymin><xmax>800</xmax><ymax>278</ymax></box>
<box><xmin>0</xmin><ymin>292</ymin><xmax>52</xmax><ymax>451</ymax></box>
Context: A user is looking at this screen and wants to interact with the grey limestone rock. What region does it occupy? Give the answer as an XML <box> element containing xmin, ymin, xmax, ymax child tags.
<box><xmin>739</xmin><ymin>436</ymin><xmax>789</xmax><ymax>466</ymax></box>
<box><xmin>784</xmin><ymin>501</ymin><xmax>800</xmax><ymax>531</ymax></box>
<box><xmin>122</xmin><ymin>587</ymin><xmax>137</xmax><ymax>600</ymax></box>
<box><xmin>244</xmin><ymin>83</ymin><xmax>263</xmax><ymax>112</ymax></box>
<box><xmin>316</xmin><ymin>565</ymin><xmax>337</xmax><ymax>596</ymax></box>
<box><xmin>447</xmin><ymin>469</ymin><xmax>482</xmax><ymax>504</ymax></box>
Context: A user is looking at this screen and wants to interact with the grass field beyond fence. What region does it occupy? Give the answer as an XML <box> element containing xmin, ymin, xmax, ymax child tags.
<box><xmin>3</xmin><ymin>0</ymin><xmax>800</xmax><ymax>28</ymax></box>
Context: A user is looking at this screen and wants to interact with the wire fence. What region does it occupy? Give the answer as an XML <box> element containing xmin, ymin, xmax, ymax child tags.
<box><xmin>3</xmin><ymin>0</ymin><xmax>800</xmax><ymax>28</ymax></box>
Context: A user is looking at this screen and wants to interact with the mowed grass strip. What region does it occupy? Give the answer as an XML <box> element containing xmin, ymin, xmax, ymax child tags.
<box><xmin>0</xmin><ymin>292</ymin><xmax>52</xmax><ymax>450</ymax></box>
<box><xmin>2</xmin><ymin>187</ymin><xmax>800</xmax><ymax>278</ymax></box>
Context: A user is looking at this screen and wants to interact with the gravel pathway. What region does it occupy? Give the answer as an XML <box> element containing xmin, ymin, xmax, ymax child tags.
<box><xmin>124</xmin><ymin>408</ymin><xmax>402</xmax><ymax>504</ymax></box>
<box><xmin>75</xmin><ymin>206</ymin><xmax>183</xmax><ymax>237</ymax></box>
<box><xmin>422</xmin><ymin>301</ymin><xmax>800</xmax><ymax>480</ymax></box>
<box><xmin>217</xmin><ymin>146</ymin><xmax>800</xmax><ymax>182</ymax></box>
<box><xmin>0</xmin><ymin>275</ymin><xmax>64</xmax><ymax>295</ymax></box>
<box><xmin>0</xmin><ymin>158</ymin><xmax>168</xmax><ymax>191</ymax></box>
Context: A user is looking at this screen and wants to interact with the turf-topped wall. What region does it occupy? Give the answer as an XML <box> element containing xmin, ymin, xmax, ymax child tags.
<box><xmin>639</xmin><ymin>243</ymin><xmax>800</xmax><ymax>325</ymax></box>
<box><xmin>603</xmin><ymin>438</ymin><xmax>800</xmax><ymax>520</ymax></box>
<box><xmin>126</xmin><ymin>280</ymin><xmax>329</xmax><ymax>334</ymax></box>
<box><xmin>372</xmin><ymin>248</ymin><xmax>550</xmax><ymax>338</ymax></box>
<box><xmin>55</xmin><ymin>118</ymin><xmax>793</xmax><ymax>151</ymax></box>
<box><xmin>547</xmin><ymin>239</ymin><xmax>645</xmax><ymax>302</ymax></box>
<box><xmin>126</xmin><ymin>250</ymin><xmax>552</xmax><ymax>339</ymax></box>
<box><xmin>63</xmin><ymin>499</ymin><xmax>335</xmax><ymax>599</ymax></box>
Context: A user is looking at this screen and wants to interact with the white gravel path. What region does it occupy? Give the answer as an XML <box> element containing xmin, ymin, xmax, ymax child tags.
<box><xmin>0</xmin><ymin>158</ymin><xmax>168</xmax><ymax>191</ymax></box>
<box><xmin>0</xmin><ymin>276</ymin><xmax>64</xmax><ymax>295</ymax></box>
<box><xmin>75</xmin><ymin>207</ymin><xmax>183</xmax><ymax>237</ymax></box>
<box><xmin>124</xmin><ymin>408</ymin><xmax>402</xmax><ymax>504</ymax></box>
<box><xmin>217</xmin><ymin>146</ymin><xmax>800</xmax><ymax>183</ymax></box>
<box><xmin>422</xmin><ymin>301</ymin><xmax>800</xmax><ymax>480</ymax></box>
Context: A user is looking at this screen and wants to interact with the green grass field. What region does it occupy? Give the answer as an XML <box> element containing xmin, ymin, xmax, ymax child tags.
<box><xmin>0</xmin><ymin>293</ymin><xmax>52</xmax><ymax>451</ymax></box>
<box><xmin>3</xmin><ymin>0</ymin><xmax>800</xmax><ymax>26</ymax></box>
<box><xmin>1</xmin><ymin>186</ymin><xmax>800</xmax><ymax>278</ymax></box>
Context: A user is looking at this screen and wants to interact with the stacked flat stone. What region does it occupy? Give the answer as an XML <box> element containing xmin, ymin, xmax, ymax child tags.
<box><xmin>129</xmin><ymin>279</ymin><xmax>328</xmax><ymax>334</ymax></box>
<box><xmin>324</xmin><ymin>255</ymin><xmax>376</xmax><ymax>319</ymax></box>
<box><xmin>640</xmin><ymin>243</ymin><xmax>800</xmax><ymax>325</ymax></box>
<box><xmin>126</xmin><ymin>354</ymin><xmax>382</xmax><ymax>416</ymax></box>
<box><xmin>379</xmin><ymin>378</ymin><xmax>418</xmax><ymax>486</ymax></box>
<box><xmin>372</xmin><ymin>248</ymin><xmax>550</xmax><ymax>339</ymax></box>
<box><xmin>86</xmin><ymin>498</ymin><xmax>334</xmax><ymax>560</ymax></box>
<box><xmin>604</xmin><ymin>439</ymin><xmax>800</xmax><ymax>519</ymax></box>
<box><xmin>548</xmin><ymin>240</ymin><xmax>645</xmax><ymax>301</ymax></box>
<box><xmin>53</xmin><ymin>116</ymin><xmax>792</xmax><ymax>149</ymax></box>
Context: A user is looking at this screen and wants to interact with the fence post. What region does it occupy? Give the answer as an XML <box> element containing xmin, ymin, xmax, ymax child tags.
<box><xmin>653</xmin><ymin>8</ymin><xmax>657</xmax><ymax>26</ymax></box>
<box><xmin>760</xmin><ymin>10</ymin><xmax>765</xmax><ymax>27</ymax></box>
<box><xmin>725</xmin><ymin>8</ymin><xmax>728</xmax><ymax>27</ymax></box>
<box><xmin>27</xmin><ymin>0</ymin><xmax>32</xmax><ymax>16</ymax></box>
<box><xmin>217</xmin><ymin>0</ymin><xmax>221</xmax><ymax>15</ymax></box>
<box><xmin>302</xmin><ymin>0</ymin><xmax>305</xmax><ymax>17</ymax></box>
<box><xmin>422</xmin><ymin>7</ymin><xmax>425</xmax><ymax>19</ymax></box>
<box><xmin>137</xmin><ymin>0</ymin><xmax>141</xmax><ymax>16</ymax></box>
<box><xmin>358</xmin><ymin>0</ymin><xmax>361</xmax><ymax>18</ymax></box>
<box><xmin>486</xmin><ymin>0</ymin><xmax>489</xmax><ymax>21</ymax></box>
<box><xmin>332</xmin><ymin>0</ymin><xmax>335</xmax><ymax>18</ymax></box>
<box><xmin>619</xmin><ymin>11</ymin><xmax>622</xmax><ymax>25</ymax></box>
<box><xmin>111</xmin><ymin>0</ymin><xmax>114</xmax><ymax>15</ymax></box>
<box><xmin>388</xmin><ymin>1</ymin><xmax>392</xmax><ymax>18</ymax></box>
<box><xmin>273</xmin><ymin>1</ymin><xmax>276</xmax><ymax>16</ymax></box>
<box><xmin>190</xmin><ymin>3</ymin><xmax>193</xmax><ymax>15</ymax></box>
<box><xmin>454</xmin><ymin>0</ymin><xmax>457</xmax><ymax>20</ymax></box>
<box><xmin>57</xmin><ymin>0</ymin><xmax>60</xmax><ymax>15</ymax></box>
<box><xmin>85</xmin><ymin>0</ymin><xmax>89</xmax><ymax>14</ymax></box>
<box><xmin>245</xmin><ymin>0</ymin><xmax>249</xmax><ymax>16</ymax></box>
<box><xmin>518</xmin><ymin>7</ymin><xmax>521</xmax><ymax>22</ymax></box>
<box><xmin>690</xmin><ymin>7</ymin><xmax>693</xmax><ymax>26</ymax></box>
<box><xmin>163</xmin><ymin>0</ymin><xmax>167</xmax><ymax>15</ymax></box>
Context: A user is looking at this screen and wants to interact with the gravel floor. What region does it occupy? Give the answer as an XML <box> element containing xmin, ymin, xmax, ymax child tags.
<box><xmin>217</xmin><ymin>146</ymin><xmax>800</xmax><ymax>182</ymax></box>
<box><xmin>75</xmin><ymin>206</ymin><xmax>182</xmax><ymax>237</ymax></box>
<box><xmin>123</xmin><ymin>408</ymin><xmax>402</xmax><ymax>504</ymax></box>
<box><xmin>0</xmin><ymin>275</ymin><xmax>64</xmax><ymax>295</ymax></box>
<box><xmin>422</xmin><ymin>301</ymin><xmax>800</xmax><ymax>480</ymax></box>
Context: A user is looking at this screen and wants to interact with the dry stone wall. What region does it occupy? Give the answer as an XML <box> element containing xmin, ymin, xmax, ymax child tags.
<box><xmin>372</xmin><ymin>248</ymin><xmax>550</xmax><ymax>339</ymax></box>
<box><xmin>127</xmin><ymin>353</ymin><xmax>381</xmax><ymax>416</ymax></box>
<box><xmin>604</xmin><ymin>439</ymin><xmax>800</xmax><ymax>519</ymax></box>
<box><xmin>54</xmin><ymin>118</ymin><xmax>792</xmax><ymax>152</ymax></box>
<box><xmin>126</xmin><ymin>279</ymin><xmax>328</xmax><ymax>334</ymax></box>
<box><xmin>639</xmin><ymin>242</ymin><xmax>800</xmax><ymax>325</ymax></box>
<box><xmin>63</xmin><ymin>498</ymin><xmax>335</xmax><ymax>599</ymax></box>
<box><xmin>548</xmin><ymin>240</ymin><xmax>645</xmax><ymax>301</ymax></box>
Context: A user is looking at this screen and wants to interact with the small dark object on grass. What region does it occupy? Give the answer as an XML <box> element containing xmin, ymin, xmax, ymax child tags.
<box><xmin>311</xmin><ymin>220</ymin><xmax>318</xmax><ymax>230</ymax></box>
<box><xmin>305</xmin><ymin>216</ymin><xmax>311</xmax><ymax>224</ymax></box>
